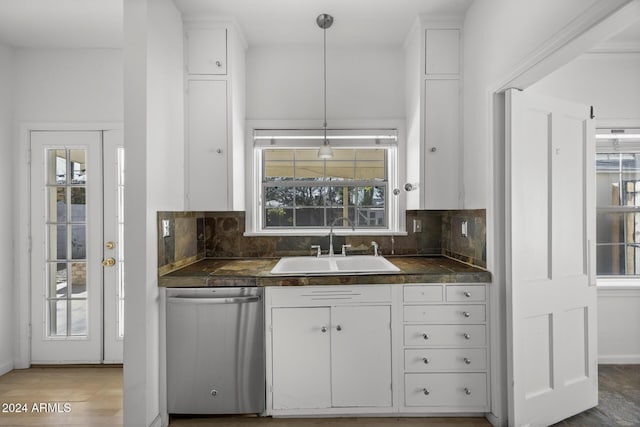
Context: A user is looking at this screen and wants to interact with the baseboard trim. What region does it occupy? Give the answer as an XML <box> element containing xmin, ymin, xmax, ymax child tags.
<box><xmin>149</xmin><ymin>413</ymin><xmax>162</xmax><ymax>427</ymax></box>
<box><xmin>599</xmin><ymin>355</ymin><xmax>640</xmax><ymax>364</ymax></box>
<box><xmin>0</xmin><ymin>360</ymin><xmax>13</xmax><ymax>376</ymax></box>
<box><xmin>486</xmin><ymin>412</ymin><xmax>505</xmax><ymax>427</ymax></box>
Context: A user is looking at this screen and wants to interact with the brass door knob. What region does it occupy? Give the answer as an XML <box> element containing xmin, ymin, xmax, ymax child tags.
<box><xmin>102</xmin><ymin>257</ymin><xmax>116</xmax><ymax>267</ymax></box>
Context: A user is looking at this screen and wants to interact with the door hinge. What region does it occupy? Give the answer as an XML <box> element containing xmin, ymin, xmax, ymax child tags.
<box><xmin>590</xmin><ymin>106</ymin><xmax>595</xmax><ymax>119</ymax></box>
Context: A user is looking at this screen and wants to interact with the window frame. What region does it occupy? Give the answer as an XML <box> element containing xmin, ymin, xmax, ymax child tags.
<box><xmin>245</xmin><ymin>125</ymin><xmax>405</xmax><ymax>236</ymax></box>
<box><xmin>595</xmin><ymin>127</ymin><xmax>640</xmax><ymax>283</ymax></box>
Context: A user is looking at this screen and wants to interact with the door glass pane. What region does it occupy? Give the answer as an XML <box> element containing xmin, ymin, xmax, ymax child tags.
<box><xmin>70</xmin><ymin>187</ymin><xmax>86</xmax><ymax>222</ymax></box>
<box><xmin>48</xmin><ymin>187</ymin><xmax>67</xmax><ymax>222</ymax></box>
<box><xmin>44</xmin><ymin>147</ymin><xmax>89</xmax><ymax>338</ymax></box>
<box><xmin>70</xmin><ymin>300</ymin><xmax>87</xmax><ymax>336</ymax></box>
<box><xmin>69</xmin><ymin>149</ymin><xmax>87</xmax><ymax>184</ymax></box>
<box><xmin>48</xmin><ymin>224</ymin><xmax>67</xmax><ymax>260</ymax></box>
<box><xmin>48</xmin><ymin>263</ymin><xmax>68</xmax><ymax>298</ymax></box>
<box><xmin>49</xmin><ymin>300</ymin><xmax>67</xmax><ymax>336</ymax></box>
<box><xmin>71</xmin><ymin>225</ymin><xmax>86</xmax><ymax>260</ymax></box>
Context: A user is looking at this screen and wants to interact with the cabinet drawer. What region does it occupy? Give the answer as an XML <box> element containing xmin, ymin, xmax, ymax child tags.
<box><xmin>445</xmin><ymin>285</ymin><xmax>486</xmax><ymax>302</ymax></box>
<box><xmin>404</xmin><ymin>324</ymin><xmax>486</xmax><ymax>347</ymax></box>
<box><xmin>404</xmin><ymin>348</ymin><xmax>486</xmax><ymax>372</ymax></box>
<box><xmin>404</xmin><ymin>304</ymin><xmax>485</xmax><ymax>323</ymax></box>
<box><xmin>268</xmin><ymin>285</ymin><xmax>392</xmax><ymax>306</ymax></box>
<box><xmin>405</xmin><ymin>373</ymin><xmax>487</xmax><ymax>407</ymax></box>
<box><xmin>404</xmin><ymin>285</ymin><xmax>443</xmax><ymax>302</ymax></box>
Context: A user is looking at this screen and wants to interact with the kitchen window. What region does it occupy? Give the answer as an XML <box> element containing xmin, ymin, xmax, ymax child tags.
<box><xmin>249</xmin><ymin>128</ymin><xmax>401</xmax><ymax>234</ymax></box>
<box><xmin>596</xmin><ymin>129</ymin><xmax>640</xmax><ymax>276</ymax></box>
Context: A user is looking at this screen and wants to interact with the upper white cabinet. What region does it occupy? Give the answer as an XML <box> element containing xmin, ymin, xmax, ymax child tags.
<box><xmin>186</xmin><ymin>28</ymin><xmax>227</xmax><ymax>75</ymax></box>
<box><xmin>405</xmin><ymin>22</ymin><xmax>462</xmax><ymax>210</ymax></box>
<box><xmin>183</xmin><ymin>21</ymin><xmax>246</xmax><ymax>210</ymax></box>
<box><xmin>425</xmin><ymin>29</ymin><xmax>460</xmax><ymax>76</ymax></box>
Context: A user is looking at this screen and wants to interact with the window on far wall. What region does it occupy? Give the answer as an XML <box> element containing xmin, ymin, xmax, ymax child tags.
<box><xmin>252</xmin><ymin>128</ymin><xmax>400</xmax><ymax>234</ymax></box>
<box><xmin>596</xmin><ymin>128</ymin><xmax>640</xmax><ymax>276</ymax></box>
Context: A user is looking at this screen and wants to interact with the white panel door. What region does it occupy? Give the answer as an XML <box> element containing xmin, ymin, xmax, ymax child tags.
<box><xmin>103</xmin><ymin>130</ymin><xmax>124</xmax><ymax>362</ymax></box>
<box><xmin>331</xmin><ymin>305</ymin><xmax>392</xmax><ymax>407</ymax></box>
<box><xmin>31</xmin><ymin>131</ymin><xmax>103</xmax><ymax>362</ymax></box>
<box><xmin>271</xmin><ymin>307</ymin><xmax>331</xmax><ymax>410</ymax></box>
<box><xmin>506</xmin><ymin>89</ymin><xmax>597</xmax><ymax>426</ymax></box>
<box><xmin>31</xmin><ymin>130</ymin><xmax>124</xmax><ymax>363</ymax></box>
<box><xmin>186</xmin><ymin>79</ymin><xmax>228</xmax><ymax>210</ymax></box>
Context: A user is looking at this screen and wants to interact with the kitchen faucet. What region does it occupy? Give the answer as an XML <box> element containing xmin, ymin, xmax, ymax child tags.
<box><xmin>328</xmin><ymin>217</ymin><xmax>355</xmax><ymax>256</ymax></box>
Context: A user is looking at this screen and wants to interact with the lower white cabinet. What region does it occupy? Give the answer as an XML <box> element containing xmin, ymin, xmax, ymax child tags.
<box><xmin>267</xmin><ymin>286</ymin><xmax>392</xmax><ymax>414</ymax></box>
<box><xmin>265</xmin><ymin>283</ymin><xmax>490</xmax><ymax>416</ymax></box>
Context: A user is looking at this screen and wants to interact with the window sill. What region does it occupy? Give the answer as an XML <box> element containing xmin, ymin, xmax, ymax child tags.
<box><xmin>596</xmin><ymin>278</ymin><xmax>640</xmax><ymax>290</ymax></box>
<box><xmin>243</xmin><ymin>229</ymin><xmax>409</xmax><ymax>237</ymax></box>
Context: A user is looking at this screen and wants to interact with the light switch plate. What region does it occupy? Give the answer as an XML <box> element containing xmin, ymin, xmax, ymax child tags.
<box><xmin>162</xmin><ymin>219</ymin><xmax>171</xmax><ymax>238</ymax></box>
<box><xmin>413</xmin><ymin>219</ymin><xmax>423</xmax><ymax>233</ymax></box>
<box><xmin>461</xmin><ymin>220</ymin><xmax>468</xmax><ymax>238</ymax></box>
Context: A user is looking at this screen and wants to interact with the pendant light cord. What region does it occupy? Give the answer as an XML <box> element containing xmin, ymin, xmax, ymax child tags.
<box><xmin>323</xmin><ymin>23</ymin><xmax>327</xmax><ymax>144</ymax></box>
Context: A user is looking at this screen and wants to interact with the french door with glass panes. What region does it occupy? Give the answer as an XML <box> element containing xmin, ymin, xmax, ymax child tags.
<box><xmin>30</xmin><ymin>130</ymin><xmax>124</xmax><ymax>363</ymax></box>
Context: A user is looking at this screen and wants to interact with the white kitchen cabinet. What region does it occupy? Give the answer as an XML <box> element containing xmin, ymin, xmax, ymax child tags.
<box><xmin>185</xmin><ymin>80</ymin><xmax>228</xmax><ymax>210</ymax></box>
<box><xmin>401</xmin><ymin>283</ymin><xmax>489</xmax><ymax>412</ymax></box>
<box><xmin>186</xmin><ymin>28</ymin><xmax>227</xmax><ymax>75</ymax></box>
<box><xmin>266</xmin><ymin>286</ymin><xmax>393</xmax><ymax>415</ymax></box>
<box><xmin>183</xmin><ymin>21</ymin><xmax>246</xmax><ymax>210</ymax></box>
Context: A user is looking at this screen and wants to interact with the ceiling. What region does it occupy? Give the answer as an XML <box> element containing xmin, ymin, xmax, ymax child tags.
<box><xmin>0</xmin><ymin>0</ymin><xmax>637</xmax><ymax>50</ymax></box>
<box><xmin>172</xmin><ymin>0</ymin><xmax>474</xmax><ymax>46</ymax></box>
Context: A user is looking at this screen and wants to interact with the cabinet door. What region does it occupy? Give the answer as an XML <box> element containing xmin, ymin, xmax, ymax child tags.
<box><xmin>331</xmin><ymin>305</ymin><xmax>392</xmax><ymax>407</ymax></box>
<box><xmin>272</xmin><ymin>307</ymin><xmax>331</xmax><ymax>410</ymax></box>
<box><xmin>424</xmin><ymin>79</ymin><xmax>460</xmax><ymax>209</ymax></box>
<box><xmin>186</xmin><ymin>28</ymin><xmax>227</xmax><ymax>75</ymax></box>
<box><xmin>186</xmin><ymin>80</ymin><xmax>228</xmax><ymax>210</ymax></box>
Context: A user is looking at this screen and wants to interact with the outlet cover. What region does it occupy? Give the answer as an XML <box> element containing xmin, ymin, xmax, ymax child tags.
<box><xmin>162</xmin><ymin>219</ymin><xmax>171</xmax><ymax>238</ymax></box>
<box><xmin>413</xmin><ymin>219</ymin><xmax>423</xmax><ymax>233</ymax></box>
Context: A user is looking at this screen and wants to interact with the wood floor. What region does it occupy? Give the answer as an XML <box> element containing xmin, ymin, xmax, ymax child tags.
<box><xmin>0</xmin><ymin>365</ymin><xmax>637</xmax><ymax>426</ymax></box>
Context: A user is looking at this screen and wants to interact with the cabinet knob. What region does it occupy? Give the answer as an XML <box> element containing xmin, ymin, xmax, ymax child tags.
<box><xmin>422</xmin><ymin>357</ymin><xmax>429</xmax><ymax>364</ymax></box>
<box><xmin>464</xmin><ymin>387</ymin><xmax>472</xmax><ymax>395</ymax></box>
<box><xmin>463</xmin><ymin>311</ymin><xmax>471</xmax><ymax>318</ymax></box>
<box><xmin>215</xmin><ymin>60</ymin><xmax>222</xmax><ymax>67</ymax></box>
<box><xmin>464</xmin><ymin>291</ymin><xmax>471</xmax><ymax>297</ymax></box>
<box><xmin>210</xmin><ymin>389</ymin><xmax>218</xmax><ymax>397</ymax></box>
<box><xmin>321</xmin><ymin>326</ymin><xmax>327</xmax><ymax>333</ymax></box>
<box><xmin>430</xmin><ymin>147</ymin><xmax>437</xmax><ymax>152</ymax></box>
<box><xmin>463</xmin><ymin>333</ymin><xmax>471</xmax><ymax>340</ymax></box>
<box><xmin>464</xmin><ymin>357</ymin><xmax>472</xmax><ymax>365</ymax></box>
<box><xmin>216</xmin><ymin>148</ymin><xmax>223</xmax><ymax>154</ymax></box>
<box><xmin>422</xmin><ymin>388</ymin><xmax>430</xmax><ymax>396</ymax></box>
<box><xmin>422</xmin><ymin>333</ymin><xmax>429</xmax><ymax>340</ymax></box>
<box><xmin>336</xmin><ymin>325</ymin><xmax>342</xmax><ymax>331</ymax></box>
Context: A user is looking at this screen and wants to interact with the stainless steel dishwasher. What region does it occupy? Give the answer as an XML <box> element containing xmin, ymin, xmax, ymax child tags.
<box><xmin>166</xmin><ymin>287</ymin><xmax>265</xmax><ymax>414</ymax></box>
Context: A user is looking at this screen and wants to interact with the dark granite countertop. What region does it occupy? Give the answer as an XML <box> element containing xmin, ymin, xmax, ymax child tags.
<box><xmin>158</xmin><ymin>256</ymin><xmax>491</xmax><ymax>287</ymax></box>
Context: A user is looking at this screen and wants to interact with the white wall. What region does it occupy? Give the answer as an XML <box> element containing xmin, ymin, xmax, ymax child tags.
<box><xmin>246</xmin><ymin>45</ymin><xmax>404</xmax><ymax>120</ymax></box>
<box><xmin>14</xmin><ymin>49</ymin><xmax>123</xmax><ymax>122</ymax></box>
<box><xmin>529</xmin><ymin>53</ymin><xmax>640</xmax><ymax>120</ymax></box>
<box><xmin>11</xmin><ymin>48</ymin><xmax>124</xmax><ymax>368</ymax></box>
<box><xmin>0</xmin><ymin>43</ymin><xmax>14</xmax><ymax>376</ymax></box>
<box><xmin>529</xmin><ymin>52</ymin><xmax>640</xmax><ymax>363</ymax></box>
<box><xmin>123</xmin><ymin>0</ymin><xmax>184</xmax><ymax>425</ymax></box>
<box><xmin>404</xmin><ymin>23</ymin><xmax>422</xmax><ymax>210</ymax></box>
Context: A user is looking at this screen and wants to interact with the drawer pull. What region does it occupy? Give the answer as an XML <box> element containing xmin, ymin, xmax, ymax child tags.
<box><xmin>464</xmin><ymin>291</ymin><xmax>472</xmax><ymax>297</ymax></box>
<box><xmin>464</xmin><ymin>387</ymin><xmax>472</xmax><ymax>395</ymax></box>
<box><xmin>463</xmin><ymin>311</ymin><xmax>471</xmax><ymax>318</ymax></box>
<box><xmin>336</xmin><ymin>325</ymin><xmax>342</xmax><ymax>331</ymax></box>
<box><xmin>463</xmin><ymin>333</ymin><xmax>471</xmax><ymax>340</ymax></box>
<box><xmin>321</xmin><ymin>326</ymin><xmax>327</xmax><ymax>333</ymax></box>
<box><xmin>422</xmin><ymin>333</ymin><xmax>430</xmax><ymax>340</ymax></box>
<box><xmin>422</xmin><ymin>357</ymin><xmax>430</xmax><ymax>364</ymax></box>
<box><xmin>422</xmin><ymin>388</ymin><xmax>430</xmax><ymax>396</ymax></box>
<box><xmin>464</xmin><ymin>357</ymin><xmax>472</xmax><ymax>365</ymax></box>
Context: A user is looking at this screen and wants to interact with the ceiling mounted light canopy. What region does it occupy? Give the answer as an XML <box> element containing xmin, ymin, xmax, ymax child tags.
<box><xmin>317</xmin><ymin>13</ymin><xmax>334</xmax><ymax>159</ymax></box>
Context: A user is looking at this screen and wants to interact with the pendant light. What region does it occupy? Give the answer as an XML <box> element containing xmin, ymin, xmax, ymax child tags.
<box><xmin>317</xmin><ymin>13</ymin><xmax>334</xmax><ymax>159</ymax></box>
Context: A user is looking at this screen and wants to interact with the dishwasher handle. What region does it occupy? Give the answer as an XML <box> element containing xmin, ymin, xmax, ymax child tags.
<box><xmin>167</xmin><ymin>295</ymin><xmax>261</xmax><ymax>305</ymax></box>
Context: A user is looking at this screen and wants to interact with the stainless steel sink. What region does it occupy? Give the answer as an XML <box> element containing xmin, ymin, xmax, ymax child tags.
<box><xmin>270</xmin><ymin>255</ymin><xmax>400</xmax><ymax>275</ymax></box>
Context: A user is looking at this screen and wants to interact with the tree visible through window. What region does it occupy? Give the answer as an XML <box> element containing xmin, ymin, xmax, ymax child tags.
<box><xmin>262</xmin><ymin>148</ymin><xmax>388</xmax><ymax>229</ymax></box>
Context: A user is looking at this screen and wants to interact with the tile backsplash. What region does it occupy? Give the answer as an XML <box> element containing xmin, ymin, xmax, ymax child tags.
<box><xmin>157</xmin><ymin>209</ymin><xmax>486</xmax><ymax>275</ymax></box>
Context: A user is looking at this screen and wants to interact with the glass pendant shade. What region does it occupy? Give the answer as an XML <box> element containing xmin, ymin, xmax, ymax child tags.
<box><xmin>317</xmin><ymin>142</ymin><xmax>334</xmax><ymax>159</ymax></box>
